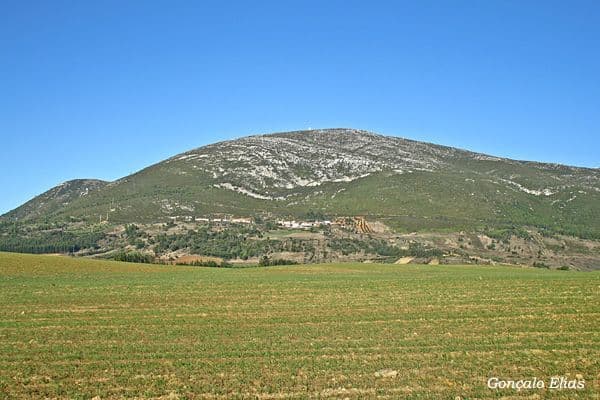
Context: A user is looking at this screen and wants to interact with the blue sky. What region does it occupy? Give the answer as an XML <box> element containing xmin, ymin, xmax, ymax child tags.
<box><xmin>1</xmin><ymin>1</ymin><xmax>599</xmax><ymax>214</ymax></box>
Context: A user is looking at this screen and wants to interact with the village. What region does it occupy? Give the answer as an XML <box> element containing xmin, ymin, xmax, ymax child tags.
<box><xmin>166</xmin><ymin>214</ymin><xmax>376</xmax><ymax>233</ymax></box>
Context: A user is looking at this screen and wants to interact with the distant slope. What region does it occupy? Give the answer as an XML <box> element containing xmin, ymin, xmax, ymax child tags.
<box><xmin>2</xmin><ymin>179</ymin><xmax>108</xmax><ymax>222</ymax></box>
<box><xmin>2</xmin><ymin>129</ymin><xmax>599</xmax><ymax>237</ymax></box>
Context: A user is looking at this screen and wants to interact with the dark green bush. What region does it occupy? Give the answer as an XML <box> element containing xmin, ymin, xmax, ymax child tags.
<box><xmin>533</xmin><ymin>261</ymin><xmax>549</xmax><ymax>269</ymax></box>
<box><xmin>113</xmin><ymin>251</ymin><xmax>154</xmax><ymax>264</ymax></box>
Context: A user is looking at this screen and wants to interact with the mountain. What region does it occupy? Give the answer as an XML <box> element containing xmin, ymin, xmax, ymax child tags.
<box><xmin>4</xmin><ymin>128</ymin><xmax>599</xmax><ymax>237</ymax></box>
<box><xmin>1</xmin><ymin>128</ymin><xmax>599</xmax><ymax>270</ymax></box>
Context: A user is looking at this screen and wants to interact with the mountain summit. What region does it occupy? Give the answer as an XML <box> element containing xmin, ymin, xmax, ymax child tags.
<box><xmin>169</xmin><ymin>128</ymin><xmax>469</xmax><ymax>200</ymax></box>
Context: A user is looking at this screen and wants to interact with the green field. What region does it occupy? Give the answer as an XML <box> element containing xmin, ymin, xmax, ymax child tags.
<box><xmin>0</xmin><ymin>253</ymin><xmax>598</xmax><ymax>399</ymax></box>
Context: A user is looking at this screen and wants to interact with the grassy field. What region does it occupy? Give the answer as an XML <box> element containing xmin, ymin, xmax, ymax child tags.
<box><xmin>0</xmin><ymin>252</ymin><xmax>598</xmax><ymax>399</ymax></box>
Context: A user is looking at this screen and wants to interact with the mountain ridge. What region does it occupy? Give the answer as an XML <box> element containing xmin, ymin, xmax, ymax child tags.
<box><xmin>3</xmin><ymin>179</ymin><xmax>109</xmax><ymax>221</ymax></box>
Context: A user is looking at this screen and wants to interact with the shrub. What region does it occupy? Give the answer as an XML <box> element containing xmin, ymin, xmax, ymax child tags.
<box><xmin>113</xmin><ymin>251</ymin><xmax>154</xmax><ymax>264</ymax></box>
<box><xmin>258</xmin><ymin>256</ymin><xmax>298</xmax><ymax>267</ymax></box>
<box><xmin>533</xmin><ymin>261</ymin><xmax>549</xmax><ymax>269</ymax></box>
<box><xmin>176</xmin><ymin>260</ymin><xmax>232</xmax><ymax>268</ymax></box>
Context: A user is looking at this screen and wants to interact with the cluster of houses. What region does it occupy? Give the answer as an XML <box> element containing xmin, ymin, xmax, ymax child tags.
<box><xmin>168</xmin><ymin>215</ymin><xmax>253</xmax><ymax>224</ymax></box>
<box><xmin>169</xmin><ymin>215</ymin><xmax>334</xmax><ymax>229</ymax></box>
<box><xmin>167</xmin><ymin>215</ymin><xmax>367</xmax><ymax>232</ymax></box>
<box><xmin>277</xmin><ymin>220</ymin><xmax>332</xmax><ymax>229</ymax></box>
<box><xmin>194</xmin><ymin>217</ymin><xmax>253</xmax><ymax>224</ymax></box>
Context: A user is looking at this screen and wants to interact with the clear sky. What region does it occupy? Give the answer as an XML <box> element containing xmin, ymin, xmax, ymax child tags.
<box><xmin>1</xmin><ymin>1</ymin><xmax>599</xmax><ymax>215</ymax></box>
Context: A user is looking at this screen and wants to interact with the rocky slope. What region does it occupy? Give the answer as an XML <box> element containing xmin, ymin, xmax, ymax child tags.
<box><xmin>4</xmin><ymin>179</ymin><xmax>108</xmax><ymax>221</ymax></box>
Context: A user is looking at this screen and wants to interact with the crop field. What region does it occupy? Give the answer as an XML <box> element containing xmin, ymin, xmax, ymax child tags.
<box><xmin>0</xmin><ymin>252</ymin><xmax>598</xmax><ymax>399</ymax></box>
